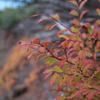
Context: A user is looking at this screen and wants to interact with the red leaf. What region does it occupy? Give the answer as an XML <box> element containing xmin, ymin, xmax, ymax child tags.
<box><xmin>93</xmin><ymin>54</ymin><xmax>97</xmax><ymax>60</ymax></box>
<box><xmin>43</xmin><ymin>41</ymin><xmax>52</xmax><ymax>48</ymax></box>
<box><xmin>79</xmin><ymin>0</ymin><xmax>88</xmax><ymax>10</ymax></box>
<box><xmin>56</xmin><ymin>30</ymin><xmax>69</xmax><ymax>36</ymax></box>
<box><xmin>27</xmin><ymin>52</ymin><xmax>34</xmax><ymax>60</ymax></box>
<box><xmin>80</xmin><ymin>10</ymin><xmax>89</xmax><ymax>19</ymax></box>
<box><xmin>49</xmin><ymin>73</ymin><xmax>59</xmax><ymax>87</ymax></box>
<box><xmin>36</xmin><ymin>18</ymin><xmax>51</xmax><ymax>24</ymax></box>
<box><xmin>42</xmin><ymin>91</ymin><xmax>49</xmax><ymax>94</ymax></box>
<box><xmin>59</xmin><ymin>60</ymin><xmax>66</xmax><ymax>67</ymax></box>
<box><xmin>59</xmin><ymin>41</ymin><xmax>69</xmax><ymax>48</ymax></box>
<box><xmin>44</xmin><ymin>73</ymin><xmax>52</xmax><ymax>79</ymax></box>
<box><xmin>93</xmin><ymin>32</ymin><xmax>98</xmax><ymax>38</ymax></box>
<box><xmin>31</xmin><ymin>13</ymin><xmax>48</xmax><ymax>17</ymax></box>
<box><xmin>88</xmin><ymin>91</ymin><xmax>96</xmax><ymax>100</ymax></box>
<box><xmin>68</xmin><ymin>89</ymin><xmax>88</xmax><ymax>98</ymax></box>
<box><xmin>49</xmin><ymin>24</ymin><xmax>58</xmax><ymax>31</ymax></box>
<box><xmin>72</xmin><ymin>18</ymin><xmax>80</xmax><ymax>26</ymax></box>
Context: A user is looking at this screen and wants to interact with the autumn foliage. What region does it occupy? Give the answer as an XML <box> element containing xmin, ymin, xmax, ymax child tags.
<box><xmin>20</xmin><ymin>0</ymin><xmax>100</xmax><ymax>100</ymax></box>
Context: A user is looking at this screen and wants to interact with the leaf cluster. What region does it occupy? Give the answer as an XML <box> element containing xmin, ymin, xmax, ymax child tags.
<box><xmin>20</xmin><ymin>0</ymin><xmax>100</xmax><ymax>100</ymax></box>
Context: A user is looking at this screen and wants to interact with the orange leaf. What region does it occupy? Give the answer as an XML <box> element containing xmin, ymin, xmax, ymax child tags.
<box><xmin>93</xmin><ymin>54</ymin><xmax>97</xmax><ymax>60</ymax></box>
<box><xmin>43</xmin><ymin>41</ymin><xmax>52</xmax><ymax>48</ymax></box>
<box><xmin>39</xmin><ymin>47</ymin><xmax>46</xmax><ymax>52</ymax></box>
<box><xmin>59</xmin><ymin>41</ymin><xmax>69</xmax><ymax>48</ymax></box>
<box><xmin>33</xmin><ymin>38</ymin><xmax>40</xmax><ymax>44</ymax></box>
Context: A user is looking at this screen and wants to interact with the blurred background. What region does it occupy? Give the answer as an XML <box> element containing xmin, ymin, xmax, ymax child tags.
<box><xmin>0</xmin><ymin>0</ymin><xmax>99</xmax><ymax>100</ymax></box>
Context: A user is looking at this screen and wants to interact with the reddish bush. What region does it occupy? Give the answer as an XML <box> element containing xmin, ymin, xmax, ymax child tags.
<box><xmin>20</xmin><ymin>0</ymin><xmax>100</xmax><ymax>99</ymax></box>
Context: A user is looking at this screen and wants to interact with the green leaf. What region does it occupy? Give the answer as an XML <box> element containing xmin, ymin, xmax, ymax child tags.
<box><xmin>70</xmin><ymin>10</ymin><xmax>79</xmax><ymax>16</ymax></box>
<box><xmin>71</xmin><ymin>26</ymin><xmax>80</xmax><ymax>32</ymax></box>
<box><xmin>53</xmin><ymin>65</ymin><xmax>63</xmax><ymax>73</ymax></box>
<box><xmin>52</xmin><ymin>14</ymin><xmax>60</xmax><ymax>21</ymax></box>
<box><xmin>83</xmin><ymin>83</ymin><xmax>92</xmax><ymax>88</ymax></box>
<box><xmin>58</xmin><ymin>77</ymin><xmax>63</xmax><ymax>88</ymax></box>
<box><xmin>49</xmin><ymin>73</ymin><xmax>59</xmax><ymax>87</ymax></box>
<box><xmin>96</xmin><ymin>8</ymin><xmax>100</xmax><ymax>16</ymax></box>
<box><xmin>96</xmin><ymin>19</ymin><xmax>100</xmax><ymax>25</ymax></box>
<box><xmin>46</xmin><ymin>57</ymin><xmax>58</xmax><ymax>66</ymax></box>
<box><xmin>58</xmin><ymin>35</ymin><xmax>69</xmax><ymax>40</ymax></box>
<box><xmin>56</xmin><ymin>96</ymin><xmax>66</xmax><ymax>100</ymax></box>
<box><xmin>82</xmin><ymin>23</ymin><xmax>93</xmax><ymax>35</ymax></box>
<box><xmin>43</xmin><ymin>69</ymin><xmax>54</xmax><ymax>74</ymax></box>
<box><xmin>43</xmin><ymin>41</ymin><xmax>52</xmax><ymax>48</ymax></box>
<box><xmin>68</xmin><ymin>0</ymin><xmax>78</xmax><ymax>6</ymax></box>
<box><xmin>96</xmin><ymin>73</ymin><xmax>100</xmax><ymax>79</ymax></box>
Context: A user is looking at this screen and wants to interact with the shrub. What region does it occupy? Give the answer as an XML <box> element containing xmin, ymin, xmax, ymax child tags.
<box><xmin>20</xmin><ymin>0</ymin><xmax>100</xmax><ymax>99</ymax></box>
